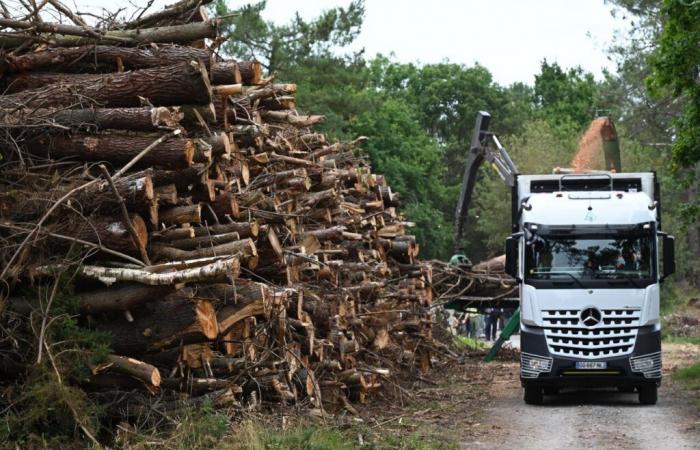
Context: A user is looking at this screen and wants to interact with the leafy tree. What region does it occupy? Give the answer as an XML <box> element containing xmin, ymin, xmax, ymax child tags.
<box><xmin>534</xmin><ymin>60</ymin><xmax>600</xmax><ymax>128</ymax></box>
<box><xmin>647</xmin><ymin>0</ymin><xmax>700</xmax><ymax>169</ymax></box>
<box><xmin>215</xmin><ymin>0</ymin><xmax>364</xmax><ymax>73</ymax></box>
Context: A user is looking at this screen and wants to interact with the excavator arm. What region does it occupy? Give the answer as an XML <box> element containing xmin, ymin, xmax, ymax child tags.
<box><xmin>452</xmin><ymin>111</ymin><xmax>519</xmax><ymax>262</ymax></box>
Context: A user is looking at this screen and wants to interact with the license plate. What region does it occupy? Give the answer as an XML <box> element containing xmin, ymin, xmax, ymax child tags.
<box><xmin>575</xmin><ymin>361</ymin><xmax>607</xmax><ymax>370</ymax></box>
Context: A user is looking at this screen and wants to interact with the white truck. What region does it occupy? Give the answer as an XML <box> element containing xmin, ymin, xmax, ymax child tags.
<box><xmin>452</xmin><ymin>112</ymin><xmax>675</xmax><ymax>405</ymax></box>
<box><xmin>506</xmin><ymin>171</ymin><xmax>675</xmax><ymax>405</ymax></box>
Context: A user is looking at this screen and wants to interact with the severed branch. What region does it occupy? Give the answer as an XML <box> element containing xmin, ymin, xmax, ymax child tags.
<box><xmin>36</xmin><ymin>256</ymin><xmax>240</xmax><ymax>286</ymax></box>
<box><xmin>98</xmin><ymin>164</ymin><xmax>151</xmax><ymax>265</ymax></box>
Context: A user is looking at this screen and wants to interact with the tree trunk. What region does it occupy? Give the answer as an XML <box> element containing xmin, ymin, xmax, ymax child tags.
<box><xmin>152</xmin><ymin>164</ymin><xmax>208</xmax><ymax>188</ymax></box>
<box><xmin>237</xmin><ymin>60</ymin><xmax>262</xmax><ymax>85</ymax></box>
<box><xmin>93</xmin><ymin>290</ymin><xmax>219</xmax><ymax>354</ymax></box>
<box><xmin>24</xmin><ymin>133</ymin><xmax>194</xmax><ymax>169</ymax></box>
<box><xmin>159</xmin><ymin>204</ymin><xmax>202</xmax><ymax>225</ymax></box>
<box><xmin>151</xmin><ymin>237</ymin><xmax>257</xmax><ymax>262</ymax></box>
<box><xmin>192</xmin><ymin>221</ymin><xmax>259</xmax><ymax>239</ymax></box>
<box><xmin>1</xmin><ymin>44</ymin><xmax>210</xmax><ymax>74</ymax></box>
<box><xmin>78</xmin><ymin>283</ymin><xmax>173</xmax><ymax>313</ymax></box>
<box><xmin>0</xmin><ymin>62</ymin><xmax>211</xmax><ymax>109</ymax></box>
<box><xmin>0</xmin><ymin>20</ymin><xmax>220</xmax><ymax>48</ymax></box>
<box><xmin>37</xmin><ymin>257</ymin><xmax>239</xmax><ymax>286</ymax></box>
<box><xmin>71</xmin><ymin>213</ymin><xmax>148</xmax><ymax>255</ymax></box>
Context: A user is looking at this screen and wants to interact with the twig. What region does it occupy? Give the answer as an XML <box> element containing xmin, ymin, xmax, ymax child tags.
<box><xmin>0</xmin><ymin>223</ymin><xmax>145</xmax><ymax>266</ymax></box>
<box><xmin>0</xmin><ymin>131</ymin><xmax>177</xmax><ymax>281</ymax></box>
<box><xmin>98</xmin><ymin>164</ymin><xmax>151</xmax><ymax>265</ymax></box>
<box><xmin>36</xmin><ymin>275</ymin><xmax>61</xmax><ymax>364</ymax></box>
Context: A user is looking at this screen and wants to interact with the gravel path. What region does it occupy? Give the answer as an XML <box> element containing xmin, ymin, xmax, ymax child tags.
<box><xmin>463</xmin><ymin>346</ymin><xmax>700</xmax><ymax>450</ymax></box>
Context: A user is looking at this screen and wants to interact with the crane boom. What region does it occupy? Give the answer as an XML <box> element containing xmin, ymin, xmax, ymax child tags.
<box><xmin>452</xmin><ymin>111</ymin><xmax>519</xmax><ymax>258</ymax></box>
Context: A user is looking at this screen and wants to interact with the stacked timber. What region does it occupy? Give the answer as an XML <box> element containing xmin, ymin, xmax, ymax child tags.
<box><xmin>0</xmin><ymin>0</ymin><xmax>434</xmax><ymax>419</ymax></box>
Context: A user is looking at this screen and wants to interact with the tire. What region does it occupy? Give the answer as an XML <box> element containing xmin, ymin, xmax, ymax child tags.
<box><xmin>638</xmin><ymin>384</ymin><xmax>658</xmax><ymax>405</ymax></box>
<box><xmin>618</xmin><ymin>386</ymin><xmax>635</xmax><ymax>393</ymax></box>
<box><xmin>524</xmin><ymin>385</ymin><xmax>543</xmax><ymax>405</ymax></box>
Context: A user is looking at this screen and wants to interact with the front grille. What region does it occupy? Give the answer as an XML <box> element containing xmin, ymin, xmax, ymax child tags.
<box><xmin>542</xmin><ymin>309</ymin><xmax>640</xmax><ymax>359</ymax></box>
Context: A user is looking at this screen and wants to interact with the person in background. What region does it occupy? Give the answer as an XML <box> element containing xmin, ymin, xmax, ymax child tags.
<box><xmin>485</xmin><ymin>307</ymin><xmax>502</xmax><ymax>341</ymax></box>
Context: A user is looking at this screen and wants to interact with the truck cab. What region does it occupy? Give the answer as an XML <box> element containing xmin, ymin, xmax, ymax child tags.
<box><xmin>505</xmin><ymin>171</ymin><xmax>675</xmax><ymax>405</ymax></box>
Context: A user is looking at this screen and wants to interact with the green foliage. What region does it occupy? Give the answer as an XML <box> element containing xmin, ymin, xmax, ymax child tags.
<box><xmin>215</xmin><ymin>0</ymin><xmax>364</xmax><ymax>72</ymax></box>
<box><xmin>0</xmin><ymin>366</ymin><xmax>101</xmax><ymax>447</ymax></box>
<box><xmin>534</xmin><ymin>60</ymin><xmax>600</xmax><ymax>128</ymax></box>
<box><xmin>453</xmin><ymin>335</ymin><xmax>486</xmax><ymax>350</ymax></box>
<box><xmin>2</xmin><ymin>281</ymin><xmax>112</xmax><ymax>446</ymax></box>
<box><xmin>647</xmin><ymin>0</ymin><xmax>700</xmax><ymax>168</ymax></box>
<box><xmin>673</xmin><ymin>362</ymin><xmax>700</xmax><ymax>396</ymax></box>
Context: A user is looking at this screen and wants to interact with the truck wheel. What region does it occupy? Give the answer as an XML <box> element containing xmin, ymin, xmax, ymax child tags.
<box><xmin>638</xmin><ymin>384</ymin><xmax>657</xmax><ymax>405</ymax></box>
<box><xmin>524</xmin><ymin>385</ymin><xmax>543</xmax><ymax>405</ymax></box>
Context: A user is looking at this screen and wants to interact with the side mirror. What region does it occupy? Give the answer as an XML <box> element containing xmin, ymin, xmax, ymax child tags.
<box><xmin>662</xmin><ymin>235</ymin><xmax>675</xmax><ymax>280</ymax></box>
<box><xmin>505</xmin><ymin>236</ymin><xmax>519</xmax><ymax>280</ymax></box>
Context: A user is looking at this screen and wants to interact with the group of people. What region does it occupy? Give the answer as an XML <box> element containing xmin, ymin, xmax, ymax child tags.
<box><xmin>450</xmin><ymin>307</ymin><xmax>517</xmax><ymax>341</ymax></box>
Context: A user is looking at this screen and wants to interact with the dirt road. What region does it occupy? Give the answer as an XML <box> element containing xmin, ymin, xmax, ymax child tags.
<box><xmin>463</xmin><ymin>344</ymin><xmax>700</xmax><ymax>450</ymax></box>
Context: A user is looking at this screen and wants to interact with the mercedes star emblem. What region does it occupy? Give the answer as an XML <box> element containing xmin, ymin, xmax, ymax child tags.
<box><xmin>580</xmin><ymin>307</ymin><xmax>602</xmax><ymax>327</ymax></box>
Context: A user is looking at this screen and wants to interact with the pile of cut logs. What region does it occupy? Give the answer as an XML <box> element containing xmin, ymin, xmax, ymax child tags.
<box><xmin>0</xmin><ymin>0</ymin><xmax>435</xmax><ymax>417</ymax></box>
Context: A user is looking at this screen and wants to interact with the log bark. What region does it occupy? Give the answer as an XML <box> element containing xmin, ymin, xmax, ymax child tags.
<box><xmin>237</xmin><ymin>60</ymin><xmax>262</xmax><ymax>85</ymax></box>
<box><xmin>154</xmin><ymin>184</ymin><xmax>178</xmax><ymax>206</ymax></box>
<box><xmin>24</xmin><ymin>133</ymin><xmax>194</xmax><ymax>169</ymax></box>
<box><xmin>151</xmin><ymin>238</ymin><xmax>257</xmax><ymax>262</ymax></box>
<box><xmin>1</xmin><ymin>44</ymin><xmax>211</xmax><ymax>74</ymax></box>
<box><xmin>210</xmin><ymin>61</ymin><xmax>242</xmax><ymax>84</ymax></box>
<box><xmin>72</xmin><ymin>213</ymin><xmax>148</xmax><ymax>255</ymax></box>
<box><xmin>0</xmin><ymin>19</ymin><xmax>220</xmax><ymax>48</ymax></box>
<box><xmin>152</xmin><ymin>164</ymin><xmax>208</xmax><ymax>188</ymax></box>
<box><xmin>78</xmin><ymin>283</ymin><xmax>173</xmax><ymax>313</ymax></box>
<box><xmin>0</xmin><ymin>106</ymin><xmax>182</xmax><ymax>131</ymax></box>
<box><xmin>0</xmin><ymin>62</ymin><xmax>211</xmax><ymax>109</ymax></box>
<box><xmin>93</xmin><ymin>290</ymin><xmax>219</xmax><ymax>354</ymax></box>
<box><xmin>192</xmin><ymin>222</ymin><xmax>259</xmax><ymax>239</ymax></box>
<box><xmin>166</xmin><ymin>232</ymin><xmax>240</xmax><ymax>251</ymax></box>
<box><xmin>159</xmin><ymin>204</ymin><xmax>202</xmax><ymax>225</ymax></box>
<box><xmin>37</xmin><ymin>257</ymin><xmax>239</xmax><ymax>286</ymax></box>
<box><xmin>97</xmin><ymin>354</ymin><xmax>161</xmax><ymax>387</ymax></box>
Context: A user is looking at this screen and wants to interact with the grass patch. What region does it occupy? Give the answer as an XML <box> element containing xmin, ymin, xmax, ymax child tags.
<box><xmin>262</xmin><ymin>424</ymin><xmax>456</xmax><ymax>450</ymax></box>
<box><xmin>116</xmin><ymin>413</ymin><xmax>456</xmax><ymax>450</ymax></box>
<box><xmin>453</xmin><ymin>335</ymin><xmax>485</xmax><ymax>350</ymax></box>
<box><xmin>663</xmin><ymin>335</ymin><xmax>700</xmax><ymax>345</ymax></box>
<box><xmin>673</xmin><ymin>362</ymin><xmax>700</xmax><ymax>391</ymax></box>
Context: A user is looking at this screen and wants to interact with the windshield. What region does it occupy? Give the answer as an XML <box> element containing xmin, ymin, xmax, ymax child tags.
<box><xmin>525</xmin><ymin>235</ymin><xmax>655</xmax><ymax>281</ymax></box>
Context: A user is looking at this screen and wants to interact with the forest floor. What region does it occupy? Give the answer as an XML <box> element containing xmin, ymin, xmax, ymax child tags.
<box><xmin>314</xmin><ymin>341</ymin><xmax>700</xmax><ymax>450</ymax></box>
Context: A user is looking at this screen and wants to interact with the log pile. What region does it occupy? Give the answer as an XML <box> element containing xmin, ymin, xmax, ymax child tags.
<box><xmin>0</xmin><ymin>0</ymin><xmax>435</xmax><ymax>420</ymax></box>
<box><xmin>430</xmin><ymin>256</ymin><xmax>516</xmax><ymax>308</ymax></box>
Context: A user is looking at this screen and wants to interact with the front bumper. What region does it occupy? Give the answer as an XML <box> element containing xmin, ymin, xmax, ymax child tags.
<box><xmin>519</xmin><ymin>326</ymin><xmax>661</xmax><ymax>388</ymax></box>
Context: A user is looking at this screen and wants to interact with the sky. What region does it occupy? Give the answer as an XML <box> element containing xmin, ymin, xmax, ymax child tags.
<box><xmin>258</xmin><ymin>0</ymin><xmax>627</xmax><ymax>86</ymax></box>
<box><xmin>49</xmin><ymin>0</ymin><xmax>628</xmax><ymax>86</ymax></box>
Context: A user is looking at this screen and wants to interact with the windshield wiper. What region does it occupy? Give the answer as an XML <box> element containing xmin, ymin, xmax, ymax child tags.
<box><xmin>546</xmin><ymin>272</ymin><xmax>587</xmax><ymax>289</ymax></box>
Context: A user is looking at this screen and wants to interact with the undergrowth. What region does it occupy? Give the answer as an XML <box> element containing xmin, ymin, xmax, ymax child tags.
<box><xmin>1</xmin><ymin>278</ymin><xmax>112</xmax><ymax>447</ymax></box>
<box><xmin>453</xmin><ymin>335</ymin><xmax>486</xmax><ymax>350</ymax></box>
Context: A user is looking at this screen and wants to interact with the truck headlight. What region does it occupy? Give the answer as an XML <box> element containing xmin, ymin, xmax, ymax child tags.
<box><xmin>521</xmin><ymin>352</ymin><xmax>553</xmax><ymax>378</ymax></box>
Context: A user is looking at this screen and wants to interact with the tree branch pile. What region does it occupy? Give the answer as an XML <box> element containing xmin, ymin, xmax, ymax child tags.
<box><xmin>0</xmin><ymin>0</ymin><xmax>438</xmax><ymax>433</ymax></box>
